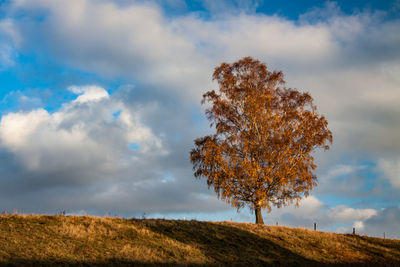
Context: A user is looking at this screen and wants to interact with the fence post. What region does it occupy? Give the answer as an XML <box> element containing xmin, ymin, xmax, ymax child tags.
<box><xmin>314</xmin><ymin>222</ymin><xmax>317</xmax><ymax>231</ymax></box>
<box><xmin>276</xmin><ymin>221</ymin><xmax>278</xmax><ymax>226</ymax></box>
<box><xmin>384</xmin><ymin>232</ymin><xmax>386</xmax><ymax>239</ymax></box>
<box><xmin>353</xmin><ymin>228</ymin><xmax>355</xmax><ymax>235</ymax></box>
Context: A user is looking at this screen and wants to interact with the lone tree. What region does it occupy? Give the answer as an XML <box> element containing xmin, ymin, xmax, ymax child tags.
<box><xmin>190</xmin><ymin>57</ymin><xmax>332</xmax><ymax>224</ymax></box>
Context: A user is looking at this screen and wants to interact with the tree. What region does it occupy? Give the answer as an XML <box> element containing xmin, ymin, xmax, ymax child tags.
<box><xmin>190</xmin><ymin>57</ymin><xmax>332</xmax><ymax>224</ymax></box>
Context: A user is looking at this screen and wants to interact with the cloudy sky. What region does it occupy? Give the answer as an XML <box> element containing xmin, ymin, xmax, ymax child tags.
<box><xmin>0</xmin><ymin>0</ymin><xmax>399</xmax><ymax>238</ymax></box>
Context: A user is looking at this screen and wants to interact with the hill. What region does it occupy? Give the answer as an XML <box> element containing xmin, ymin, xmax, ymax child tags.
<box><xmin>0</xmin><ymin>214</ymin><xmax>399</xmax><ymax>266</ymax></box>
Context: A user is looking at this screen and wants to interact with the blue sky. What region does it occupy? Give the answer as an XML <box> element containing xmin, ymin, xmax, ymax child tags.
<box><xmin>0</xmin><ymin>0</ymin><xmax>400</xmax><ymax>238</ymax></box>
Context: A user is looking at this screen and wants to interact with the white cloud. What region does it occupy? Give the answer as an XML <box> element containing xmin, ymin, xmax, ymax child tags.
<box><xmin>0</xmin><ymin>109</ymin><xmax>50</xmax><ymax>153</ymax></box>
<box><xmin>0</xmin><ymin>19</ymin><xmax>20</xmax><ymax>69</ymax></box>
<box><xmin>353</xmin><ymin>220</ymin><xmax>365</xmax><ymax>231</ymax></box>
<box><xmin>0</xmin><ymin>19</ymin><xmax>21</xmax><ymax>45</ymax></box>
<box><xmin>0</xmin><ymin>43</ymin><xmax>16</xmax><ymax>69</ymax></box>
<box><xmin>377</xmin><ymin>158</ymin><xmax>400</xmax><ymax>189</ymax></box>
<box><xmin>285</xmin><ymin>195</ymin><xmax>325</xmax><ymax>218</ymax></box>
<box><xmin>324</xmin><ymin>164</ymin><xmax>367</xmax><ymax>180</ymax></box>
<box><xmin>68</xmin><ymin>85</ymin><xmax>109</xmax><ymax>103</ymax></box>
<box><xmin>0</xmin><ymin>86</ymin><xmax>163</xmax><ymax>172</ymax></box>
<box><xmin>329</xmin><ymin>206</ymin><xmax>377</xmax><ymax>222</ymax></box>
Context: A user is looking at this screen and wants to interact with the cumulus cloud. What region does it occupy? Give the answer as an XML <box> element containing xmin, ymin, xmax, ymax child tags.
<box><xmin>377</xmin><ymin>158</ymin><xmax>400</xmax><ymax>189</ymax></box>
<box><xmin>0</xmin><ymin>86</ymin><xmax>162</xmax><ymax>173</ymax></box>
<box><xmin>68</xmin><ymin>85</ymin><xmax>110</xmax><ymax>103</ymax></box>
<box><xmin>329</xmin><ymin>206</ymin><xmax>377</xmax><ymax>222</ymax></box>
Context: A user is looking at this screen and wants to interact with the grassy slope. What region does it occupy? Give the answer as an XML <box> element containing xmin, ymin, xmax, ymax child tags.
<box><xmin>0</xmin><ymin>215</ymin><xmax>399</xmax><ymax>266</ymax></box>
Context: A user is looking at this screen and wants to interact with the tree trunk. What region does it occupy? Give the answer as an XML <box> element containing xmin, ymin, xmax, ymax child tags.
<box><xmin>255</xmin><ymin>206</ymin><xmax>264</xmax><ymax>224</ymax></box>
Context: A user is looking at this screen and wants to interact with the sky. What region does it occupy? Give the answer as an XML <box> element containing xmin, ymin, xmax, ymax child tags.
<box><xmin>0</xmin><ymin>0</ymin><xmax>399</xmax><ymax>238</ymax></box>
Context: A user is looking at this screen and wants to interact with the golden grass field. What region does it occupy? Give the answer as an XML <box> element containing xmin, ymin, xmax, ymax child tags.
<box><xmin>0</xmin><ymin>214</ymin><xmax>399</xmax><ymax>266</ymax></box>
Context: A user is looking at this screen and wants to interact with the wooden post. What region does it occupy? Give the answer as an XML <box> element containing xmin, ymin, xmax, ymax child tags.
<box><xmin>314</xmin><ymin>222</ymin><xmax>317</xmax><ymax>231</ymax></box>
<box><xmin>384</xmin><ymin>232</ymin><xmax>386</xmax><ymax>239</ymax></box>
<box><xmin>353</xmin><ymin>228</ymin><xmax>355</xmax><ymax>235</ymax></box>
<box><xmin>276</xmin><ymin>221</ymin><xmax>278</xmax><ymax>226</ymax></box>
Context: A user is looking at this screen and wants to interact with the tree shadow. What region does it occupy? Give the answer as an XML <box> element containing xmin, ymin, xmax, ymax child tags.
<box><xmin>137</xmin><ymin>219</ymin><xmax>319</xmax><ymax>266</ymax></box>
<box><xmin>0</xmin><ymin>260</ymin><xmax>219</xmax><ymax>266</ymax></box>
<box><xmin>355</xmin><ymin>235</ymin><xmax>400</xmax><ymax>251</ymax></box>
<box><xmin>0</xmin><ymin>259</ymin><xmax>212</xmax><ymax>266</ymax></box>
<box><xmin>343</xmin><ymin>234</ymin><xmax>400</xmax><ymax>266</ymax></box>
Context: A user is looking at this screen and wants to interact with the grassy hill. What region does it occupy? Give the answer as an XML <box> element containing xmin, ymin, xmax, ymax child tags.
<box><xmin>0</xmin><ymin>215</ymin><xmax>399</xmax><ymax>266</ymax></box>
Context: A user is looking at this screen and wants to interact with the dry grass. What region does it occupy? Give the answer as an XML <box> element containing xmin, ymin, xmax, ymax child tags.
<box><xmin>0</xmin><ymin>214</ymin><xmax>399</xmax><ymax>266</ymax></box>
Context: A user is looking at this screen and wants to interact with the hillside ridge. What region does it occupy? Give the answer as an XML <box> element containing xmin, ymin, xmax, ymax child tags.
<box><xmin>1</xmin><ymin>214</ymin><xmax>399</xmax><ymax>266</ymax></box>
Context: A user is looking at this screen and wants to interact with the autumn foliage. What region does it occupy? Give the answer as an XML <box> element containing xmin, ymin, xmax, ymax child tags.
<box><xmin>190</xmin><ymin>57</ymin><xmax>332</xmax><ymax>224</ymax></box>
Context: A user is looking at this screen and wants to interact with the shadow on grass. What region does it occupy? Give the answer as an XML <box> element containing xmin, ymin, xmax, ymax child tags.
<box><xmin>137</xmin><ymin>219</ymin><xmax>319</xmax><ymax>266</ymax></box>
<box><xmin>355</xmin><ymin>235</ymin><xmax>400</xmax><ymax>251</ymax></box>
<box><xmin>343</xmin><ymin>234</ymin><xmax>400</xmax><ymax>266</ymax></box>
<box><xmin>139</xmin><ymin>219</ymin><xmax>400</xmax><ymax>267</ymax></box>
<box><xmin>0</xmin><ymin>260</ymin><xmax>212</xmax><ymax>266</ymax></box>
<box><xmin>0</xmin><ymin>260</ymin><xmax>393</xmax><ymax>267</ymax></box>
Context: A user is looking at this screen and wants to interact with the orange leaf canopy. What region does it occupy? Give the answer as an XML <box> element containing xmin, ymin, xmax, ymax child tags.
<box><xmin>190</xmin><ymin>57</ymin><xmax>332</xmax><ymax>214</ymax></box>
